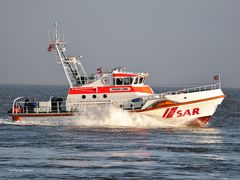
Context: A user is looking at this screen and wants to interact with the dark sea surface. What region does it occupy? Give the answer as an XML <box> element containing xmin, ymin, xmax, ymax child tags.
<box><xmin>0</xmin><ymin>84</ymin><xmax>239</xmax><ymax>179</ymax></box>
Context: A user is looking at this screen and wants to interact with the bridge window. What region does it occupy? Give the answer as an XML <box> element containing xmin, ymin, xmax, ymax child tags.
<box><xmin>123</xmin><ymin>78</ymin><xmax>131</xmax><ymax>85</ymax></box>
<box><xmin>142</xmin><ymin>77</ymin><xmax>146</xmax><ymax>84</ymax></box>
<box><xmin>123</xmin><ymin>78</ymin><xmax>134</xmax><ymax>85</ymax></box>
<box><xmin>130</xmin><ymin>78</ymin><xmax>133</xmax><ymax>84</ymax></box>
<box><xmin>134</xmin><ymin>77</ymin><xmax>138</xmax><ymax>84</ymax></box>
<box><xmin>113</xmin><ymin>78</ymin><xmax>115</xmax><ymax>85</ymax></box>
<box><xmin>116</xmin><ymin>78</ymin><xmax>123</xmax><ymax>85</ymax></box>
<box><xmin>139</xmin><ymin>77</ymin><xmax>144</xmax><ymax>84</ymax></box>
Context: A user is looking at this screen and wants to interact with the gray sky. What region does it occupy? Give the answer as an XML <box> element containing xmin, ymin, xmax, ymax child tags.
<box><xmin>0</xmin><ymin>0</ymin><xmax>239</xmax><ymax>88</ymax></box>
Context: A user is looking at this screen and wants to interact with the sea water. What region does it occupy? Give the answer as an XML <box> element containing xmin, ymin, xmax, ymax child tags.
<box><xmin>0</xmin><ymin>84</ymin><xmax>239</xmax><ymax>179</ymax></box>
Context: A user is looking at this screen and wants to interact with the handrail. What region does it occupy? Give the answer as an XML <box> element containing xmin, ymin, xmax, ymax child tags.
<box><xmin>12</xmin><ymin>97</ymin><xmax>24</xmax><ymax>114</ymax></box>
<box><xmin>158</xmin><ymin>83</ymin><xmax>221</xmax><ymax>98</ymax></box>
<box><xmin>11</xmin><ymin>99</ymin><xmax>114</xmax><ymax>115</ymax></box>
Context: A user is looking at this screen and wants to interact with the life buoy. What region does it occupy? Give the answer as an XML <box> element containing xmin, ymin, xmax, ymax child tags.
<box><xmin>101</xmin><ymin>77</ymin><xmax>110</xmax><ymax>85</ymax></box>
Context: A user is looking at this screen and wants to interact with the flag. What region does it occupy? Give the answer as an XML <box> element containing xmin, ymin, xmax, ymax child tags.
<box><xmin>213</xmin><ymin>75</ymin><xmax>219</xmax><ymax>81</ymax></box>
<box><xmin>48</xmin><ymin>44</ymin><xmax>54</xmax><ymax>52</ymax></box>
<box><xmin>97</xmin><ymin>67</ymin><xmax>102</xmax><ymax>74</ymax></box>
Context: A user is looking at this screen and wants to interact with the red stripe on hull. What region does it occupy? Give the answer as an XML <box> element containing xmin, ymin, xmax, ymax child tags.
<box><xmin>162</xmin><ymin>108</ymin><xmax>170</xmax><ymax>118</ymax></box>
<box><xmin>68</xmin><ymin>86</ymin><xmax>153</xmax><ymax>95</ymax></box>
<box><xmin>165</xmin><ymin>107</ymin><xmax>178</xmax><ymax>118</ymax></box>
<box><xmin>112</xmin><ymin>73</ymin><xmax>138</xmax><ymax>77</ymax></box>
<box><xmin>188</xmin><ymin>116</ymin><xmax>212</xmax><ymax>127</ymax></box>
<box><xmin>69</xmin><ymin>87</ymin><xmax>97</xmax><ymax>94</ymax></box>
<box><xmin>12</xmin><ymin>113</ymin><xmax>75</xmax><ymax>121</ymax></box>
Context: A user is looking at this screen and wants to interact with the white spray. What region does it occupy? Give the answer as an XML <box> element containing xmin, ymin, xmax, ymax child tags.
<box><xmin>1</xmin><ymin>106</ymin><xmax>187</xmax><ymax>128</ymax></box>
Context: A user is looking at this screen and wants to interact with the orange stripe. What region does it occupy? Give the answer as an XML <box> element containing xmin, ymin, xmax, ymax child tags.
<box><xmin>131</xmin><ymin>95</ymin><xmax>225</xmax><ymax>113</ymax></box>
<box><xmin>12</xmin><ymin>113</ymin><xmax>75</xmax><ymax>118</ymax></box>
<box><xmin>133</xmin><ymin>87</ymin><xmax>154</xmax><ymax>94</ymax></box>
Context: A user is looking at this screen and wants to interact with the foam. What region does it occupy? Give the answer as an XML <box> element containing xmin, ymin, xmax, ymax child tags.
<box><xmin>0</xmin><ymin>107</ymin><xmax>188</xmax><ymax>128</ymax></box>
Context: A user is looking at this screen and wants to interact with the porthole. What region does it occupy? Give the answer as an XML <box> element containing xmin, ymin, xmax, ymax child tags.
<box><xmin>82</xmin><ymin>95</ymin><xmax>86</xmax><ymax>99</ymax></box>
<box><xmin>103</xmin><ymin>94</ymin><xmax>107</xmax><ymax>98</ymax></box>
<box><xmin>92</xmin><ymin>95</ymin><xmax>97</xmax><ymax>99</ymax></box>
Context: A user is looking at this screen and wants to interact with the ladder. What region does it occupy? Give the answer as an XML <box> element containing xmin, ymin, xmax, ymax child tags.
<box><xmin>48</xmin><ymin>22</ymin><xmax>87</xmax><ymax>87</ymax></box>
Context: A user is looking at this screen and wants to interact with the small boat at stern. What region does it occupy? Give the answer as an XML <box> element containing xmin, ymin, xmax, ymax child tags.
<box><xmin>9</xmin><ymin>22</ymin><xmax>225</xmax><ymax>127</ymax></box>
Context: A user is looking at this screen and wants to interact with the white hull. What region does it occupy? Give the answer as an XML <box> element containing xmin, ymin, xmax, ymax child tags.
<box><xmin>133</xmin><ymin>89</ymin><xmax>224</xmax><ymax>127</ymax></box>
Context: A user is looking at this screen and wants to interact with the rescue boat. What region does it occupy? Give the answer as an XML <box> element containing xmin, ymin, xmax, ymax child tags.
<box><xmin>9</xmin><ymin>22</ymin><xmax>225</xmax><ymax>127</ymax></box>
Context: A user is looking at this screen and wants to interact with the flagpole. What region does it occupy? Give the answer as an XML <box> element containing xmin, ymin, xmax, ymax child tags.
<box><xmin>219</xmin><ymin>74</ymin><xmax>221</xmax><ymax>89</ymax></box>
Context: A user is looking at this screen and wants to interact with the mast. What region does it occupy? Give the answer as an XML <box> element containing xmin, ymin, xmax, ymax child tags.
<box><xmin>48</xmin><ymin>22</ymin><xmax>88</xmax><ymax>87</ymax></box>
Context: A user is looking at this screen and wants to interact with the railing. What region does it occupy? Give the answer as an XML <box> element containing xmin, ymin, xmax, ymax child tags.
<box><xmin>157</xmin><ymin>83</ymin><xmax>221</xmax><ymax>99</ymax></box>
<box><xmin>11</xmin><ymin>98</ymin><xmax>142</xmax><ymax>115</ymax></box>
<box><xmin>11</xmin><ymin>98</ymin><xmax>114</xmax><ymax>115</ymax></box>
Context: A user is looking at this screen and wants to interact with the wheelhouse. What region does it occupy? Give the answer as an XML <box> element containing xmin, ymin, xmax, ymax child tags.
<box><xmin>112</xmin><ymin>71</ymin><xmax>149</xmax><ymax>86</ymax></box>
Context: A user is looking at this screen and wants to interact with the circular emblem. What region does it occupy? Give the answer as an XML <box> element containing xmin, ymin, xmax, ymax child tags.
<box><xmin>101</xmin><ymin>77</ymin><xmax>110</xmax><ymax>85</ymax></box>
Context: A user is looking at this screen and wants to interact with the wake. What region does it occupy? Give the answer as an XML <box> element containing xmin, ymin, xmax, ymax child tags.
<box><xmin>0</xmin><ymin>107</ymin><xmax>187</xmax><ymax>128</ymax></box>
